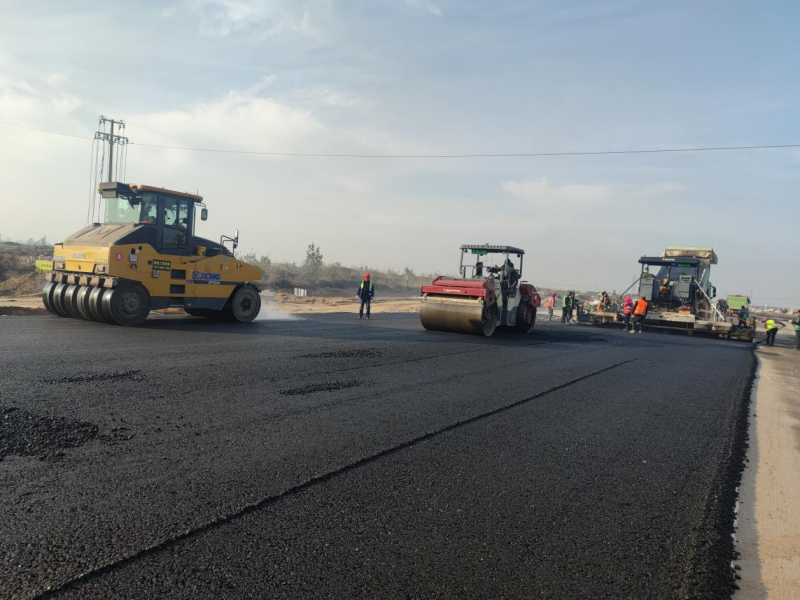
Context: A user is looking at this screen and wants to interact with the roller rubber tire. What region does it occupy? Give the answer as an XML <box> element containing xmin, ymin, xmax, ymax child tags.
<box><xmin>51</xmin><ymin>283</ymin><xmax>69</xmax><ymax>317</ymax></box>
<box><xmin>42</xmin><ymin>282</ymin><xmax>58</xmax><ymax>316</ymax></box>
<box><xmin>98</xmin><ymin>288</ymin><xmax>116</xmax><ymax>324</ymax></box>
<box><xmin>62</xmin><ymin>285</ymin><xmax>81</xmax><ymax>319</ymax></box>
<box><xmin>75</xmin><ymin>286</ymin><xmax>94</xmax><ymax>320</ymax></box>
<box><xmin>230</xmin><ymin>286</ymin><xmax>261</xmax><ymax>323</ymax></box>
<box><xmin>88</xmin><ymin>287</ymin><xmax>108</xmax><ymax>323</ymax></box>
<box><xmin>107</xmin><ymin>282</ymin><xmax>151</xmax><ymax>327</ymax></box>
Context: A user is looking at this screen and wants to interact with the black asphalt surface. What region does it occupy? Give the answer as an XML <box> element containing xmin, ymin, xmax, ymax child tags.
<box><xmin>0</xmin><ymin>312</ymin><xmax>754</xmax><ymax>599</ymax></box>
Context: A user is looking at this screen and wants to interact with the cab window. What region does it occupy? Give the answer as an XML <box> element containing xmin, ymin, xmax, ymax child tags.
<box><xmin>162</xmin><ymin>197</ymin><xmax>191</xmax><ymax>251</ymax></box>
<box><xmin>140</xmin><ymin>195</ymin><xmax>158</xmax><ymax>225</ymax></box>
<box><xmin>164</xmin><ymin>197</ymin><xmax>190</xmax><ymax>229</ymax></box>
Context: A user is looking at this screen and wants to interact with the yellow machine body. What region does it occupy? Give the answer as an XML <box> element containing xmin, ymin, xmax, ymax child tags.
<box><xmin>50</xmin><ymin>242</ymin><xmax>260</xmax><ymax>302</ymax></box>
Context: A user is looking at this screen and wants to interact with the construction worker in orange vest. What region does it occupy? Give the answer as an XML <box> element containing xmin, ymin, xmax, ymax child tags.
<box><xmin>622</xmin><ymin>296</ymin><xmax>634</xmax><ymax>331</ymax></box>
<box><xmin>630</xmin><ymin>295</ymin><xmax>649</xmax><ymax>334</ymax></box>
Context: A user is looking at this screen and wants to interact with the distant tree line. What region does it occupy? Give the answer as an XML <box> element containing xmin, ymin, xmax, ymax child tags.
<box><xmin>239</xmin><ymin>243</ymin><xmax>434</xmax><ymax>297</ymax></box>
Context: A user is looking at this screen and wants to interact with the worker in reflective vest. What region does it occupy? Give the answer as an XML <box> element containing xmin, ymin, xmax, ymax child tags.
<box><xmin>764</xmin><ymin>317</ymin><xmax>784</xmax><ymax>346</ymax></box>
<box><xmin>622</xmin><ymin>297</ymin><xmax>634</xmax><ymax>331</ymax></box>
<box><xmin>793</xmin><ymin>311</ymin><xmax>800</xmax><ymax>350</ymax></box>
<box><xmin>356</xmin><ymin>273</ymin><xmax>375</xmax><ymax>320</ymax></box>
<box><xmin>545</xmin><ymin>292</ymin><xmax>557</xmax><ymax>320</ymax></box>
<box><xmin>630</xmin><ymin>296</ymin><xmax>649</xmax><ymax>334</ymax></box>
<box><xmin>561</xmin><ymin>292</ymin><xmax>575</xmax><ymax>324</ymax></box>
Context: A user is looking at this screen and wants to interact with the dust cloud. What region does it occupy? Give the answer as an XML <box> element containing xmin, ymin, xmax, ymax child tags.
<box><xmin>256</xmin><ymin>292</ymin><xmax>301</xmax><ymax>321</ymax></box>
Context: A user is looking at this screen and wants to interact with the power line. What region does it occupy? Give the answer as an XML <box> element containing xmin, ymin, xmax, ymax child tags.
<box><xmin>0</xmin><ymin>119</ymin><xmax>93</xmax><ymax>140</ymax></box>
<box><xmin>130</xmin><ymin>141</ymin><xmax>800</xmax><ymax>158</ymax></box>
<box><xmin>2</xmin><ymin>118</ymin><xmax>800</xmax><ymax>159</ymax></box>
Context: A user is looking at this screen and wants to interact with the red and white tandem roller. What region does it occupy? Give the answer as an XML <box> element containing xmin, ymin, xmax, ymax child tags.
<box><xmin>420</xmin><ymin>244</ymin><xmax>541</xmax><ymax>337</ymax></box>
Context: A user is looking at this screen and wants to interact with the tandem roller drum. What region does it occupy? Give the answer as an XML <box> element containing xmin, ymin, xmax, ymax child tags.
<box><xmin>420</xmin><ymin>296</ymin><xmax>498</xmax><ymax>337</ymax></box>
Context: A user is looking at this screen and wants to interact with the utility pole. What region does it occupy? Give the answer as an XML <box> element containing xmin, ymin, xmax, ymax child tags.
<box><xmin>95</xmin><ymin>116</ymin><xmax>128</xmax><ymax>182</ymax></box>
<box><xmin>88</xmin><ymin>116</ymin><xmax>131</xmax><ymax>225</ymax></box>
<box><xmin>108</xmin><ymin>119</ymin><xmax>114</xmax><ymax>181</ymax></box>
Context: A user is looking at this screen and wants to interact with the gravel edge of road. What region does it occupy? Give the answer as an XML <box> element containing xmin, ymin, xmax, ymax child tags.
<box><xmin>681</xmin><ymin>350</ymin><xmax>756</xmax><ymax>599</ymax></box>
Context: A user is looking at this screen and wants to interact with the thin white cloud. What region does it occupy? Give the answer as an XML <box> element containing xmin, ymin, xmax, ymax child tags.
<box><xmin>335</xmin><ymin>176</ymin><xmax>372</xmax><ymax>194</ymax></box>
<box><xmin>501</xmin><ymin>177</ymin><xmax>683</xmax><ymax>207</ymax></box>
<box><xmin>243</xmin><ymin>75</ymin><xmax>277</xmax><ymax>95</ymax></box>
<box><xmin>293</xmin><ymin>85</ymin><xmax>369</xmax><ymax>110</ymax></box>
<box><xmin>178</xmin><ymin>0</ymin><xmax>332</xmax><ymax>41</ymax></box>
<box><xmin>0</xmin><ymin>56</ymin><xmax>83</xmax><ymax>121</ymax></box>
<box><xmin>0</xmin><ymin>74</ymin><xmax>37</xmax><ymax>96</ymax></box>
<box><xmin>187</xmin><ymin>0</ymin><xmax>264</xmax><ymax>36</ymax></box>
<box><xmin>405</xmin><ymin>0</ymin><xmax>443</xmax><ymax>17</ymax></box>
<box><xmin>51</xmin><ymin>94</ymin><xmax>81</xmax><ymax>114</ymax></box>
<box><xmin>130</xmin><ymin>92</ymin><xmax>324</xmax><ymax>154</ymax></box>
<box><xmin>123</xmin><ymin>78</ymin><xmax>405</xmax><ymax>161</ymax></box>
<box><xmin>46</xmin><ymin>72</ymin><xmax>67</xmax><ymax>87</ymax></box>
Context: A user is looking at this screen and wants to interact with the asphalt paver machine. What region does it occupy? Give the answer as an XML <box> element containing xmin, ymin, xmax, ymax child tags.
<box><xmin>630</xmin><ymin>247</ymin><xmax>753</xmax><ymax>340</ymax></box>
<box><xmin>420</xmin><ymin>244</ymin><xmax>541</xmax><ymax>336</ymax></box>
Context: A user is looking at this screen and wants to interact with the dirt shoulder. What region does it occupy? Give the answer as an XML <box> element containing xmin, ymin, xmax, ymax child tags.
<box><xmin>271</xmin><ymin>293</ymin><xmax>419</xmax><ymax>314</ymax></box>
<box><xmin>735</xmin><ymin>325</ymin><xmax>800</xmax><ymax>598</ymax></box>
<box><xmin>0</xmin><ymin>294</ymin><xmax>47</xmax><ymax>316</ymax></box>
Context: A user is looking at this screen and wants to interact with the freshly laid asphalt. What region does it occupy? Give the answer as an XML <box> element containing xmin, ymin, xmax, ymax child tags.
<box><xmin>0</xmin><ymin>311</ymin><xmax>754</xmax><ymax>599</ymax></box>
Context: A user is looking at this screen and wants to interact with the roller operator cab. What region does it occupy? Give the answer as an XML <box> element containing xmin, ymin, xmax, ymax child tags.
<box><xmin>43</xmin><ymin>182</ymin><xmax>262</xmax><ymax>326</ymax></box>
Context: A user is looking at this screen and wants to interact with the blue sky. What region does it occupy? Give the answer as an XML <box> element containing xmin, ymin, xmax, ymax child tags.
<box><xmin>1</xmin><ymin>0</ymin><xmax>798</xmax><ymax>303</ymax></box>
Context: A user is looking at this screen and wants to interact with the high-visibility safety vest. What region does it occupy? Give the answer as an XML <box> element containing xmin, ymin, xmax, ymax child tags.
<box><xmin>634</xmin><ymin>299</ymin><xmax>648</xmax><ymax>316</ymax></box>
<box><xmin>765</xmin><ymin>319</ymin><xmax>778</xmax><ymax>330</ymax></box>
<box><xmin>623</xmin><ymin>303</ymin><xmax>633</xmax><ymax>315</ymax></box>
<box><xmin>360</xmin><ymin>280</ymin><xmax>373</xmax><ymax>295</ymax></box>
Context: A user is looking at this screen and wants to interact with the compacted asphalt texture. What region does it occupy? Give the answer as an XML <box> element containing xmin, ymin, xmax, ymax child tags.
<box><xmin>0</xmin><ymin>312</ymin><xmax>754</xmax><ymax>599</ymax></box>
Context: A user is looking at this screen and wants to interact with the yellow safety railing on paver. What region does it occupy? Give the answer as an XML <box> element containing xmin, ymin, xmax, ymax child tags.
<box><xmin>35</xmin><ymin>260</ymin><xmax>53</xmax><ymax>272</ymax></box>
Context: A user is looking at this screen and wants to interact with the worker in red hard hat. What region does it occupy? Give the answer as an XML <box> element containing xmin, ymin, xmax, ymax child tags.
<box><xmin>622</xmin><ymin>296</ymin><xmax>634</xmax><ymax>332</ymax></box>
<box><xmin>356</xmin><ymin>272</ymin><xmax>375</xmax><ymax>319</ymax></box>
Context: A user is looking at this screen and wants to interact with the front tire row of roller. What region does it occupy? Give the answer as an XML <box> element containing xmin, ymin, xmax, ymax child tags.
<box><xmin>43</xmin><ymin>282</ymin><xmax>261</xmax><ymax>326</ymax></box>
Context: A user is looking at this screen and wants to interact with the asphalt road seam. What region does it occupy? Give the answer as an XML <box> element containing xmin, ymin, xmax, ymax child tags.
<box><xmin>263</xmin><ymin>347</ymin><xmax>580</xmax><ymax>424</ymax></box>
<box><xmin>33</xmin><ymin>357</ymin><xmax>635</xmax><ymax>599</ymax></box>
<box><xmin>313</xmin><ymin>341</ymin><xmax>552</xmax><ymax>377</ymax></box>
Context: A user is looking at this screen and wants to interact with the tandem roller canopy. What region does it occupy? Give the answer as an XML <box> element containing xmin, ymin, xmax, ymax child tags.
<box><xmin>460</xmin><ymin>244</ymin><xmax>525</xmax><ymax>256</ymax></box>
